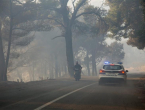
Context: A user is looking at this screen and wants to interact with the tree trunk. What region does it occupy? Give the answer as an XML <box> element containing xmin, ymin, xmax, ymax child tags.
<box><xmin>5</xmin><ymin>0</ymin><xmax>13</xmax><ymax>81</ymax></box>
<box><xmin>94</xmin><ymin>62</ymin><xmax>97</xmax><ymax>75</ymax></box>
<box><xmin>92</xmin><ymin>50</ymin><xmax>97</xmax><ymax>76</ymax></box>
<box><xmin>58</xmin><ymin>66</ymin><xmax>61</xmax><ymax>77</ymax></box>
<box><xmin>44</xmin><ymin>61</ymin><xmax>47</xmax><ymax>78</ymax></box>
<box><xmin>0</xmin><ymin>21</ymin><xmax>5</xmax><ymax>81</ymax></box>
<box><xmin>55</xmin><ymin>54</ymin><xmax>58</xmax><ymax>78</ymax></box>
<box><xmin>86</xmin><ymin>52</ymin><xmax>90</xmax><ymax>76</ymax></box>
<box><xmin>32</xmin><ymin>62</ymin><xmax>34</xmax><ymax>81</ymax></box>
<box><xmin>60</xmin><ymin>1</ymin><xmax>74</xmax><ymax>77</ymax></box>
<box><xmin>65</xmin><ymin>29</ymin><xmax>74</xmax><ymax>77</ymax></box>
<box><xmin>64</xmin><ymin>65</ymin><xmax>67</xmax><ymax>75</ymax></box>
<box><xmin>49</xmin><ymin>54</ymin><xmax>54</xmax><ymax>79</ymax></box>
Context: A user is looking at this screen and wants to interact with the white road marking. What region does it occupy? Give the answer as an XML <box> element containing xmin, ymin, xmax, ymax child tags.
<box><xmin>0</xmin><ymin>84</ymin><xmax>73</xmax><ymax>109</ymax></box>
<box><xmin>34</xmin><ymin>83</ymin><xmax>96</xmax><ymax>110</ymax></box>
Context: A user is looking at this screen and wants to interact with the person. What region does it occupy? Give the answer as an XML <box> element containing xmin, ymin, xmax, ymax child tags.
<box><xmin>74</xmin><ymin>61</ymin><xmax>82</xmax><ymax>79</ymax></box>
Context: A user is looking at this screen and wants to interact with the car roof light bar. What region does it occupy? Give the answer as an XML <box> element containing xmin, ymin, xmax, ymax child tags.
<box><xmin>104</xmin><ymin>62</ymin><xmax>110</xmax><ymax>64</ymax></box>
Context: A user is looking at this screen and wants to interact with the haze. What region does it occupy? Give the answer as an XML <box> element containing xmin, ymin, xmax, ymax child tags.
<box><xmin>0</xmin><ymin>0</ymin><xmax>145</xmax><ymax>110</ymax></box>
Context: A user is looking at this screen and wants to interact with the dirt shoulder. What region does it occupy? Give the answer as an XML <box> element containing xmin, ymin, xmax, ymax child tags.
<box><xmin>134</xmin><ymin>76</ymin><xmax>145</xmax><ymax>106</ymax></box>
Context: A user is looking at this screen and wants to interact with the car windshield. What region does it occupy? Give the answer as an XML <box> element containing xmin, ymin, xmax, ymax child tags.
<box><xmin>103</xmin><ymin>65</ymin><xmax>122</xmax><ymax>70</ymax></box>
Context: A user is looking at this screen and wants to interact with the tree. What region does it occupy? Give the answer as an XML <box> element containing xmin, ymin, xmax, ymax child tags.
<box><xmin>0</xmin><ymin>0</ymin><xmax>52</xmax><ymax>81</ymax></box>
<box><xmin>38</xmin><ymin>0</ymin><xmax>107</xmax><ymax>77</ymax></box>
<box><xmin>2</xmin><ymin>0</ymin><xmax>37</xmax><ymax>81</ymax></box>
<box><xmin>0</xmin><ymin>22</ymin><xmax>6</xmax><ymax>81</ymax></box>
<box><xmin>106</xmin><ymin>42</ymin><xmax>125</xmax><ymax>62</ymax></box>
<box><xmin>70</xmin><ymin>3</ymin><xmax>108</xmax><ymax>76</ymax></box>
<box><xmin>106</xmin><ymin>0</ymin><xmax>145</xmax><ymax>49</ymax></box>
<box><xmin>0</xmin><ymin>0</ymin><xmax>9</xmax><ymax>80</ymax></box>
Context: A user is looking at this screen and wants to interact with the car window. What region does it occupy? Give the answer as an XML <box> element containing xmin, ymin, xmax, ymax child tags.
<box><xmin>103</xmin><ymin>65</ymin><xmax>122</xmax><ymax>70</ymax></box>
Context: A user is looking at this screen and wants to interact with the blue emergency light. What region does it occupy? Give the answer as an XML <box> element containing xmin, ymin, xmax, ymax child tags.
<box><xmin>104</xmin><ymin>62</ymin><xmax>110</xmax><ymax>64</ymax></box>
<box><xmin>118</xmin><ymin>62</ymin><xmax>123</xmax><ymax>64</ymax></box>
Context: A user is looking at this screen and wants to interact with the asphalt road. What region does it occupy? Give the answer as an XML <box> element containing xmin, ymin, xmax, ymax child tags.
<box><xmin>0</xmin><ymin>75</ymin><xmax>145</xmax><ymax>110</ymax></box>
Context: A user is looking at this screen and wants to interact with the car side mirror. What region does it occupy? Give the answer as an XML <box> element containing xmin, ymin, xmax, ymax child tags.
<box><xmin>126</xmin><ymin>70</ymin><xmax>128</xmax><ymax>72</ymax></box>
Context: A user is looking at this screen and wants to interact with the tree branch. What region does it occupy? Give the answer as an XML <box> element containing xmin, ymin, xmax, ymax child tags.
<box><xmin>47</xmin><ymin>17</ymin><xmax>65</xmax><ymax>28</ymax></box>
<box><xmin>75</xmin><ymin>11</ymin><xmax>94</xmax><ymax>18</ymax></box>
<box><xmin>12</xmin><ymin>28</ymin><xmax>28</xmax><ymax>31</ymax></box>
<box><xmin>59</xmin><ymin>0</ymin><xmax>69</xmax><ymax>7</ymax></box>
<box><xmin>70</xmin><ymin>0</ymin><xmax>87</xmax><ymax>26</ymax></box>
<box><xmin>74</xmin><ymin>0</ymin><xmax>87</xmax><ymax>14</ymax></box>
<box><xmin>98</xmin><ymin>0</ymin><xmax>105</xmax><ymax>11</ymax></box>
<box><xmin>72</xmin><ymin>10</ymin><xmax>108</xmax><ymax>32</ymax></box>
<box><xmin>96</xmin><ymin>57</ymin><xmax>103</xmax><ymax>65</ymax></box>
<box><xmin>14</xmin><ymin>0</ymin><xmax>23</xmax><ymax>5</ymax></box>
<box><xmin>51</xmin><ymin>35</ymin><xmax>64</xmax><ymax>40</ymax></box>
<box><xmin>71</xmin><ymin>0</ymin><xmax>76</xmax><ymax>11</ymax></box>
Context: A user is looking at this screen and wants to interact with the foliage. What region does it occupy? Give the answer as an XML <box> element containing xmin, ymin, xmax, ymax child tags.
<box><xmin>0</xmin><ymin>0</ymin><xmax>9</xmax><ymax>15</ymax></box>
<box><xmin>106</xmin><ymin>0</ymin><xmax>145</xmax><ymax>49</ymax></box>
<box><xmin>0</xmin><ymin>0</ymin><xmax>127</xmax><ymax>80</ymax></box>
<box><xmin>106</xmin><ymin>42</ymin><xmax>125</xmax><ymax>62</ymax></box>
<box><xmin>0</xmin><ymin>0</ymin><xmax>54</xmax><ymax>81</ymax></box>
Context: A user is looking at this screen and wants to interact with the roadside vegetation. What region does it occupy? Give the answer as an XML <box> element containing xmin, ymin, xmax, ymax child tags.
<box><xmin>0</xmin><ymin>0</ymin><xmax>144</xmax><ymax>82</ymax></box>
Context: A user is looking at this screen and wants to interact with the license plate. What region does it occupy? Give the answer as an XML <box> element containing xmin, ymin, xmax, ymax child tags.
<box><xmin>106</xmin><ymin>73</ymin><xmax>118</xmax><ymax>76</ymax></box>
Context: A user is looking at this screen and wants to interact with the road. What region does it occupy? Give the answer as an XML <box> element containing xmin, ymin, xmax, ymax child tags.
<box><xmin>0</xmin><ymin>75</ymin><xmax>145</xmax><ymax>110</ymax></box>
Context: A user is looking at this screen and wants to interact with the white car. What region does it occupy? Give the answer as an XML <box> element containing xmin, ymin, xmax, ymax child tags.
<box><xmin>99</xmin><ymin>62</ymin><xmax>128</xmax><ymax>85</ymax></box>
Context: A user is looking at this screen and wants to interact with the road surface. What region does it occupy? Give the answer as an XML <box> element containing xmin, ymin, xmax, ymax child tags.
<box><xmin>0</xmin><ymin>75</ymin><xmax>145</xmax><ymax>110</ymax></box>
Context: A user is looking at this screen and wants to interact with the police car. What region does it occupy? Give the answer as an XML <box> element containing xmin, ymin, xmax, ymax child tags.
<box><xmin>99</xmin><ymin>62</ymin><xmax>128</xmax><ymax>85</ymax></box>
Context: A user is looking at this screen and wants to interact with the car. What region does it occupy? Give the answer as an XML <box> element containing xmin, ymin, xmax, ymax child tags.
<box><xmin>99</xmin><ymin>62</ymin><xmax>128</xmax><ymax>85</ymax></box>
